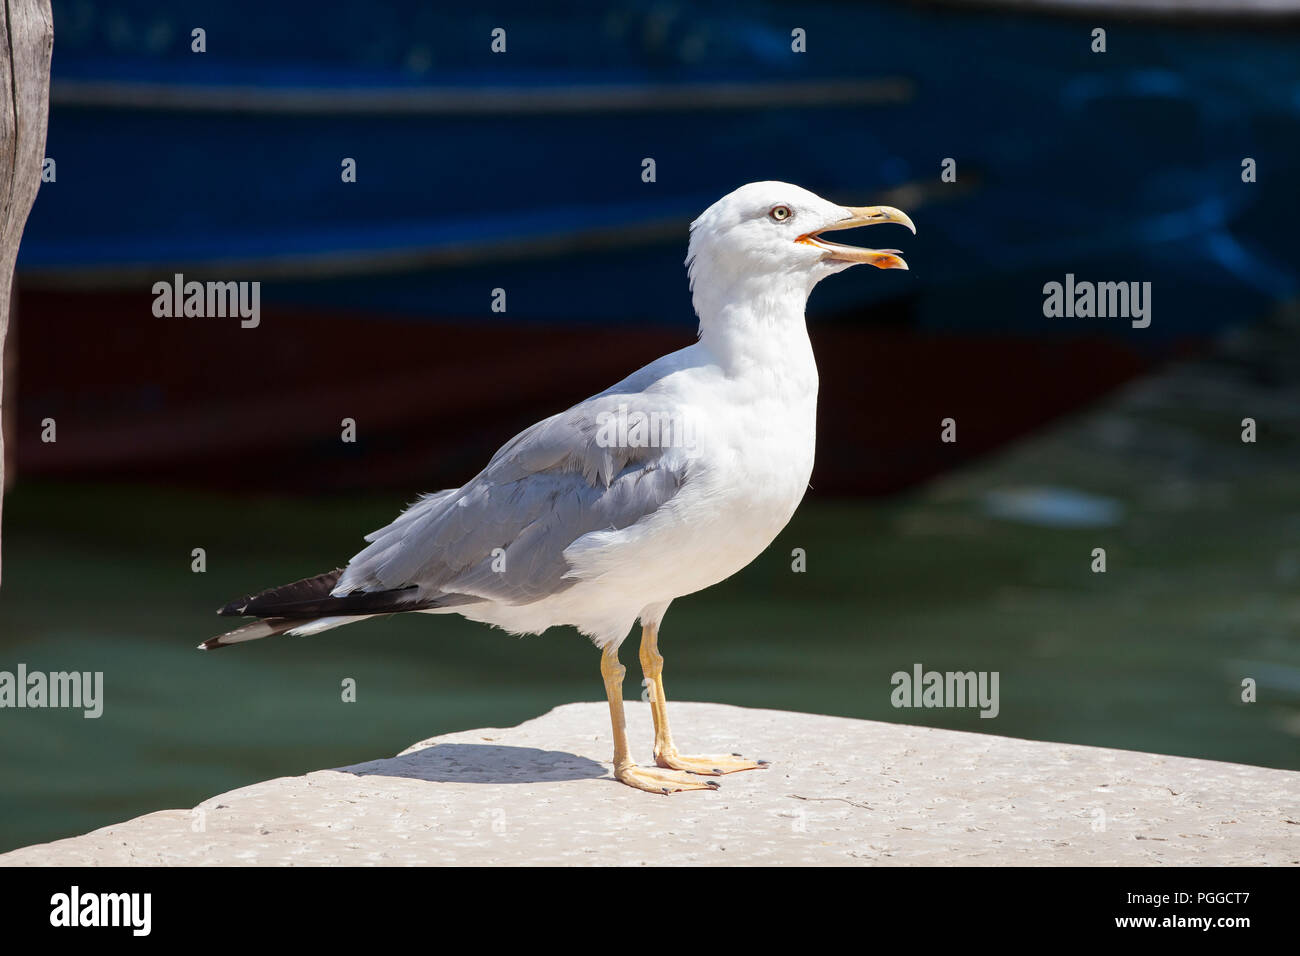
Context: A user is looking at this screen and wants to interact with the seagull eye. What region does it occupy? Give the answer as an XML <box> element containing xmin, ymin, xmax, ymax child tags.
<box><xmin>769</xmin><ymin>204</ymin><xmax>793</xmax><ymax>222</ymax></box>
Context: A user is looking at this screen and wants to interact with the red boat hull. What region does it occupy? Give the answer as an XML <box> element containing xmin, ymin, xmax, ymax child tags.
<box><xmin>11</xmin><ymin>288</ymin><xmax>1155</xmax><ymax>496</ymax></box>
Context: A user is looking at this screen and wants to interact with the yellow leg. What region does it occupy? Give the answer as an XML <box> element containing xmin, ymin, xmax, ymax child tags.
<box><xmin>639</xmin><ymin>622</ymin><xmax>769</xmax><ymax>775</ymax></box>
<box><xmin>601</xmin><ymin>643</ymin><xmax>718</xmax><ymax>794</ymax></box>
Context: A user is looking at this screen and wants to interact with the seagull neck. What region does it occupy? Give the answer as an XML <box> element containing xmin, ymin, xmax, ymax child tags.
<box><xmin>695</xmin><ymin>277</ymin><xmax>815</xmax><ymax>377</ymax></box>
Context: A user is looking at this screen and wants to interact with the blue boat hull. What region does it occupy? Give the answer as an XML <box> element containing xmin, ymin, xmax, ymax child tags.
<box><xmin>17</xmin><ymin>0</ymin><xmax>1300</xmax><ymax>348</ymax></box>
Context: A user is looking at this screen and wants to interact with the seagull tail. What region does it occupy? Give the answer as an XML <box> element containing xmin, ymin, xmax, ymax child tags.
<box><xmin>202</xmin><ymin>567</ymin><xmax>447</xmax><ymax>650</ymax></box>
<box><xmin>199</xmin><ymin>614</ymin><xmax>368</xmax><ymax>650</ymax></box>
<box><xmin>199</xmin><ymin>617</ymin><xmax>312</xmax><ymax>650</ymax></box>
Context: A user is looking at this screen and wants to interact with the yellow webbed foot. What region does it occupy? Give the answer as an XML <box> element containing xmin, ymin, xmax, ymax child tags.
<box><xmin>614</xmin><ymin>763</ymin><xmax>722</xmax><ymax>794</ymax></box>
<box><xmin>655</xmin><ymin>751</ymin><xmax>770</xmax><ymax>775</ymax></box>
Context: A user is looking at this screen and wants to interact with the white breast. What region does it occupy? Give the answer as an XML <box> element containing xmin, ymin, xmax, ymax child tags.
<box><xmin>565</xmin><ymin>332</ymin><xmax>819</xmax><ymax>606</ymax></box>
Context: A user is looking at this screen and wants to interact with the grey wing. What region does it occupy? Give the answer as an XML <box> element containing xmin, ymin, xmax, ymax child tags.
<box><xmin>332</xmin><ymin>390</ymin><xmax>693</xmax><ymax>606</ymax></box>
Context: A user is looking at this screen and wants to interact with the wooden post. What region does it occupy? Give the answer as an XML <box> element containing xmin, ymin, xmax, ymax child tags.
<box><xmin>0</xmin><ymin>0</ymin><xmax>53</xmax><ymax>589</ymax></box>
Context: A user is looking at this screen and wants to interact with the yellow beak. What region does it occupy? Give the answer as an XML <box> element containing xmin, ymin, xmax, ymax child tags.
<box><xmin>797</xmin><ymin>205</ymin><xmax>916</xmax><ymax>270</ymax></box>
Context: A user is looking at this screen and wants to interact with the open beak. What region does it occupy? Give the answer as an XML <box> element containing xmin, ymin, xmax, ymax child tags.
<box><xmin>797</xmin><ymin>205</ymin><xmax>916</xmax><ymax>270</ymax></box>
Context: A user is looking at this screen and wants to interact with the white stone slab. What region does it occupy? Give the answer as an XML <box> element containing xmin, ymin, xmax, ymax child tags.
<box><xmin>3</xmin><ymin>703</ymin><xmax>1296</xmax><ymax>865</ymax></box>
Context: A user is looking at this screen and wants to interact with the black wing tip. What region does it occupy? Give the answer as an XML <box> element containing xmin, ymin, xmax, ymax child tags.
<box><xmin>216</xmin><ymin>568</ymin><xmax>346</xmax><ymax>618</ymax></box>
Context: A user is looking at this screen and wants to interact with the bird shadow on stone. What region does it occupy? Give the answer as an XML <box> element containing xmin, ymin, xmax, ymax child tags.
<box><xmin>338</xmin><ymin>743</ymin><xmax>607</xmax><ymax>784</ymax></box>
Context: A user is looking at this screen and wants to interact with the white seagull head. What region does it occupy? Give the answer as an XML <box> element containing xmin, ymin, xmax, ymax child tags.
<box><xmin>685</xmin><ymin>181</ymin><xmax>915</xmax><ymax>326</ymax></box>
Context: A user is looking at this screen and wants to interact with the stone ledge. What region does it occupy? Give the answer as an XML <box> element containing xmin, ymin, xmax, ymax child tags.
<box><xmin>2</xmin><ymin>702</ymin><xmax>1296</xmax><ymax>865</ymax></box>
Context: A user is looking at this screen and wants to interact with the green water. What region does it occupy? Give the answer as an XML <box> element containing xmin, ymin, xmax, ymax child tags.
<box><xmin>2</xmin><ymin>377</ymin><xmax>1299</xmax><ymax>852</ymax></box>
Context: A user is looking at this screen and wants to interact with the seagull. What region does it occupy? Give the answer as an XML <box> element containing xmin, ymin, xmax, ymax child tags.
<box><xmin>202</xmin><ymin>182</ymin><xmax>914</xmax><ymax>794</ymax></box>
